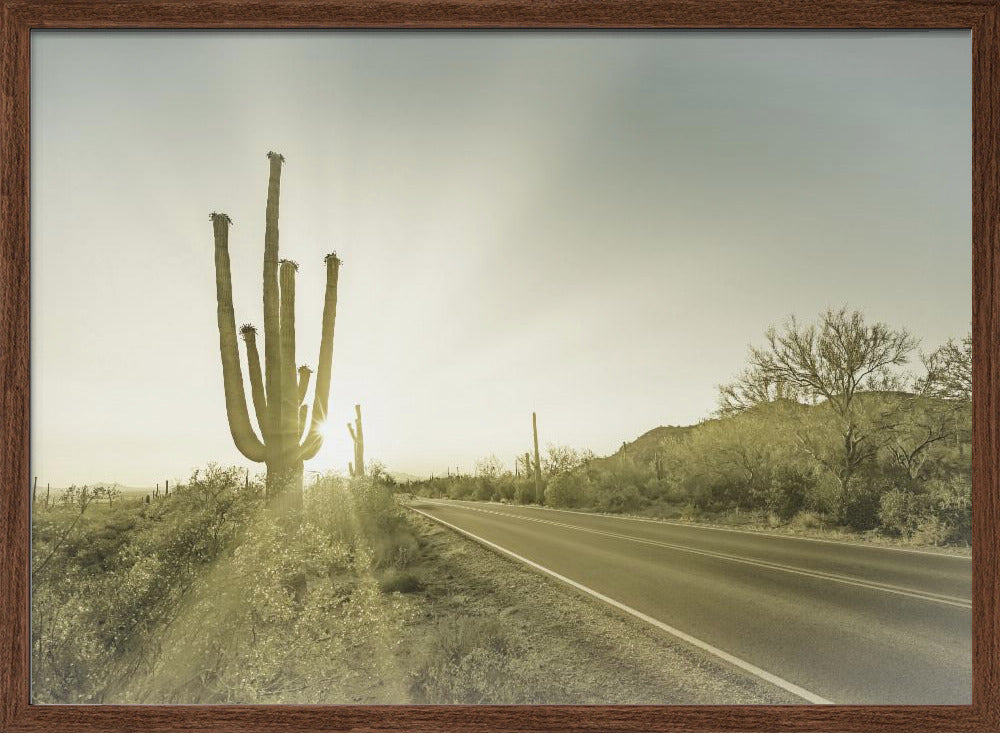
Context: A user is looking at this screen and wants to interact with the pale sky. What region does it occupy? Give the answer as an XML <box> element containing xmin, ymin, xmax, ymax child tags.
<box><xmin>31</xmin><ymin>31</ymin><xmax>971</xmax><ymax>486</ymax></box>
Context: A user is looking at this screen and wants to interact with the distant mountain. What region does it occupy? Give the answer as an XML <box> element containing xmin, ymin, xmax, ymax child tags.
<box><xmin>596</xmin><ymin>390</ymin><xmax>946</xmax><ymax>466</ymax></box>
<box><xmin>591</xmin><ymin>423</ymin><xmax>699</xmax><ymax>469</ymax></box>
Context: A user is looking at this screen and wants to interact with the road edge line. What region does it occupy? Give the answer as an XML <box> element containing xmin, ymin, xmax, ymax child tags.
<box><xmin>409</xmin><ymin>505</ymin><xmax>834</xmax><ymax>706</ymax></box>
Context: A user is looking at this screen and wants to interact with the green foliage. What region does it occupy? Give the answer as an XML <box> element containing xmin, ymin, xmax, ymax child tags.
<box><xmin>408</xmin><ymin>316</ymin><xmax>971</xmax><ymax>547</ymax></box>
<box><xmin>32</xmin><ymin>465</ymin><xmax>263</xmax><ymax>703</ymax></box>
<box><xmin>544</xmin><ymin>472</ymin><xmax>592</xmax><ymax>508</ymax></box>
<box><xmin>410</xmin><ymin>389</ymin><xmax>970</xmax><ymax>546</ymax></box>
<box><xmin>122</xmin><ymin>473</ymin><xmax>421</xmax><ymax>703</ymax></box>
<box><xmin>879</xmin><ymin>475</ymin><xmax>971</xmax><ymax>545</ymax></box>
<box><xmin>31</xmin><ymin>470</ymin><xmax>426</xmax><ymax>704</ymax></box>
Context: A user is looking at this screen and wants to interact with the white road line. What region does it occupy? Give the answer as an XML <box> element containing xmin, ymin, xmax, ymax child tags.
<box><xmin>428</xmin><ymin>502</ymin><xmax>971</xmax><ymax>609</ymax></box>
<box><xmin>410</xmin><ymin>506</ymin><xmax>834</xmax><ymax>705</ymax></box>
<box><xmin>463</xmin><ymin>500</ymin><xmax>972</xmax><ymax>560</ymax></box>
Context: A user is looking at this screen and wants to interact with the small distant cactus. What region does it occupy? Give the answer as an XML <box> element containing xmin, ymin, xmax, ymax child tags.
<box><xmin>532</xmin><ymin>412</ymin><xmax>542</xmax><ymax>504</ymax></box>
<box><xmin>347</xmin><ymin>403</ymin><xmax>365</xmax><ymax>478</ymax></box>
<box><xmin>211</xmin><ymin>152</ymin><xmax>341</xmax><ymax>517</ymax></box>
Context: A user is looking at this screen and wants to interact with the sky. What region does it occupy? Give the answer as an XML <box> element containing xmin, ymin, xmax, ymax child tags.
<box><xmin>30</xmin><ymin>30</ymin><xmax>971</xmax><ymax>486</ymax></box>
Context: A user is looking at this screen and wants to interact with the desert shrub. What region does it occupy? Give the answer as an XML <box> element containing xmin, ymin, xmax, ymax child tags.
<box><xmin>473</xmin><ymin>478</ymin><xmax>497</xmax><ymax>502</ymax></box>
<box><xmin>380</xmin><ymin>570</ymin><xmax>424</xmax><ymax>594</ymax></box>
<box><xmin>32</xmin><ymin>465</ymin><xmax>262</xmax><ymax>703</ymax></box>
<box><xmin>305</xmin><ymin>475</ymin><xmax>419</xmax><ymax>569</ymax></box>
<box><xmin>788</xmin><ymin>511</ymin><xmax>827</xmax><ymax>531</ymax></box>
<box><xmin>410</xmin><ymin>618</ymin><xmax>555</xmax><ymax>704</ymax></box>
<box><xmin>925</xmin><ymin>475</ymin><xmax>972</xmax><ymax>545</ymax></box>
<box><xmin>640</xmin><ymin>478</ymin><xmax>671</xmax><ymax>502</ymax></box>
<box><xmin>122</xmin><ymin>474</ymin><xmax>415</xmax><ymax>704</ymax></box>
<box><xmin>594</xmin><ymin>483</ymin><xmax>644</xmax><ymax>514</ymax></box>
<box><xmin>544</xmin><ymin>472</ymin><xmax>591</xmax><ymax>508</ymax></box>
<box><xmin>446</xmin><ymin>477</ymin><xmax>476</xmax><ymax>500</ymax></box>
<box><xmin>765</xmin><ymin>466</ymin><xmax>812</xmax><ymax>520</ymax></box>
<box><xmin>842</xmin><ymin>485</ymin><xmax>881</xmax><ymax>532</ymax></box>
<box><xmin>513</xmin><ymin>479</ymin><xmax>536</xmax><ymax>504</ymax></box>
<box><xmin>880</xmin><ymin>476</ymin><xmax>971</xmax><ymax>545</ymax></box>
<box><xmin>911</xmin><ymin>515</ymin><xmax>951</xmax><ymax>546</ymax></box>
<box><xmin>878</xmin><ymin>488</ymin><xmax>921</xmax><ymax>537</ymax></box>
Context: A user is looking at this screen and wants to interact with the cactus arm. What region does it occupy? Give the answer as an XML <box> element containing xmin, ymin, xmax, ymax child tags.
<box><xmin>298</xmin><ymin>404</ymin><xmax>308</xmax><ymax>442</ymax></box>
<box><xmin>348</xmin><ymin>422</ymin><xmax>356</xmax><ymax>443</ymax></box>
<box><xmin>240</xmin><ymin>325</ymin><xmax>270</xmax><ymax>442</ymax></box>
<box><xmin>297</xmin><ymin>365</ymin><xmax>312</xmax><ymax>404</ymax></box>
<box><xmin>263</xmin><ymin>152</ymin><xmax>284</xmax><ymax>444</ymax></box>
<box><xmin>212</xmin><ymin>214</ymin><xmax>266</xmax><ymax>462</ymax></box>
<box><xmin>299</xmin><ymin>254</ymin><xmax>341</xmax><ymax>460</ymax></box>
<box><xmin>279</xmin><ymin>260</ymin><xmax>299</xmax><ymax>459</ymax></box>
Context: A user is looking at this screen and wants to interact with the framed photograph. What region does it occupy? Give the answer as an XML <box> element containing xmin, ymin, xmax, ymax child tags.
<box><xmin>1</xmin><ymin>1</ymin><xmax>997</xmax><ymax>732</ymax></box>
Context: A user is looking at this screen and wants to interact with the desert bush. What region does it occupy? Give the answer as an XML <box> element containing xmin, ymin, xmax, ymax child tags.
<box><xmin>788</xmin><ymin>511</ymin><xmax>827</xmax><ymax>531</ymax></box>
<box><xmin>879</xmin><ymin>476</ymin><xmax>971</xmax><ymax>545</ymax></box>
<box><xmin>764</xmin><ymin>466</ymin><xmax>812</xmax><ymax>520</ymax></box>
<box><xmin>120</xmin><ymin>474</ymin><xmax>415</xmax><ymax>704</ymax></box>
<box><xmin>544</xmin><ymin>472</ymin><xmax>592</xmax><ymax>508</ymax></box>
<box><xmin>380</xmin><ymin>569</ymin><xmax>424</xmax><ymax>594</ymax></box>
<box><xmin>926</xmin><ymin>474</ymin><xmax>972</xmax><ymax>545</ymax></box>
<box><xmin>410</xmin><ymin>617</ymin><xmax>554</xmax><ymax>704</ymax></box>
<box><xmin>842</xmin><ymin>484</ymin><xmax>882</xmax><ymax>532</ymax></box>
<box><xmin>594</xmin><ymin>483</ymin><xmax>644</xmax><ymax>514</ymax></box>
<box><xmin>32</xmin><ymin>465</ymin><xmax>262</xmax><ymax>703</ymax></box>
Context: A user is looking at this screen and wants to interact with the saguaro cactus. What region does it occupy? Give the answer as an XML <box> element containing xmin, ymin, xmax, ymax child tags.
<box><xmin>347</xmin><ymin>403</ymin><xmax>365</xmax><ymax>478</ymax></box>
<box><xmin>211</xmin><ymin>151</ymin><xmax>341</xmax><ymax>515</ymax></box>
<box><xmin>532</xmin><ymin>412</ymin><xmax>542</xmax><ymax>504</ymax></box>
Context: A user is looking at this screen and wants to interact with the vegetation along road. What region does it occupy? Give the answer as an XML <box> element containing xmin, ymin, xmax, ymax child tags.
<box><xmin>410</xmin><ymin>498</ymin><xmax>971</xmax><ymax>705</ymax></box>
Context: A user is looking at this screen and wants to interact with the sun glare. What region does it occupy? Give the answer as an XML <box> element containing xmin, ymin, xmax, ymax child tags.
<box><xmin>312</xmin><ymin>420</ymin><xmax>351</xmax><ymax>475</ymax></box>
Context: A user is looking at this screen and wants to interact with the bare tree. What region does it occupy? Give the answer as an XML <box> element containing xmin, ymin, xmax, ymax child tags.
<box><xmin>722</xmin><ymin>307</ymin><xmax>917</xmax><ymax>519</ymax></box>
<box><xmin>474</xmin><ymin>455</ymin><xmax>504</xmax><ymax>481</ymax></box>
<box><xmin>885</xmin><ymin>395</ymin><xmax>960</xmax><ymax>485</ymax></box>
<box><xmin>922</xmin><ymin>333</ymin><xmax>972</xmax><ymax>402</ymax></box>
<box><xmin>543</xmin><ymin>444</ymin><xmax>594</xmax><ymax>478</ymax></box>
<box><xmin>718</xmin><ymin>366</ymin><xmax>807</xmax><ymax>415</ymax></box>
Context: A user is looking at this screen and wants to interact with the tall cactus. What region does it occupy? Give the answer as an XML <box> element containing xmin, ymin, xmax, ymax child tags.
<box><xmin>532</xmin><ymin>412</ymin><xmax>542</xmax><ymax>504</ymax></box>
<box><xmin>347</xmin><ymin>403</ymin><xmax>365</xmax><ymax>478</ymax></box>
<box><xmin>211</xmin><ymin>151</ymin><xmax>341</xmax><ymax>515</ymax></box>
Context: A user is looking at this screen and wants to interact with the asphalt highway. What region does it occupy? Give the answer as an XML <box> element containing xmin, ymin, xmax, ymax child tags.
<box><xmin>410</xmin><ymin>499</ymin><xmax>971</xmax><ymax>704</ymax></box>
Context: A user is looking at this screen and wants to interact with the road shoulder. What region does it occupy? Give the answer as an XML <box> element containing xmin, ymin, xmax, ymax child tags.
<box><xmin>402</xmin><ymin>511</ymin><xmax>800</xmax><ymax>704</ymax></box>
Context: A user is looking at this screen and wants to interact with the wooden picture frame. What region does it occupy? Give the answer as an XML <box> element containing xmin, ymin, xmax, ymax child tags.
<box><xmin>1</xmin><ymin>1</ymin><xmax>995</xmax><ymax>731</ymax></box>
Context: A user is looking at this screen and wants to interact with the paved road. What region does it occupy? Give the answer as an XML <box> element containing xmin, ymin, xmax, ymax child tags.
<box><xmin>410</xmin><ymin>499</ymin><xmax>971</xmax><ymax>705</ymax></box>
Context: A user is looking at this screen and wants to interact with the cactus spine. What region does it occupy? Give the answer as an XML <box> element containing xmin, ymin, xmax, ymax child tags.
<box><xmin>211</xmin><ymin>152</ymin><xmax>341</xmax><ymax>517</ymax></box>
<box><xmin>532</xmin><ymin>412</ymin><xmax>542</xmax><ymax>504</ymax></box>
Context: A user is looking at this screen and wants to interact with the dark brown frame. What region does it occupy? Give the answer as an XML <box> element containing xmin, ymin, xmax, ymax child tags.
<box><xmin>1</xmin><ymin>1</ymin><xmax>996</xmax><ymax>731</ymax></box>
